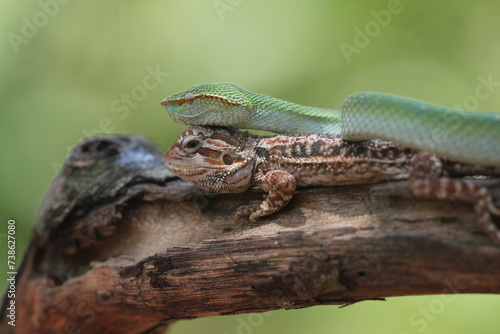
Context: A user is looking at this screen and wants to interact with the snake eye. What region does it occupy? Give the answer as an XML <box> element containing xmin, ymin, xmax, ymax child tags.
<box><xmin>181</xmin><ymin>136</ymin><xmax>202</xmax><ymax>153</ymax></box>
<box><xmin>184</xmin><ymin>92</ymin><xmax>195</xmax><ymax>102</ymax></box>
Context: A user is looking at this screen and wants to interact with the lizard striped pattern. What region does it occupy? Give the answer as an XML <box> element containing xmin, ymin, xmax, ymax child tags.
<box><xmin>165</xmin><ymin>126</ymin><xmax>500</xmax><ymax>244</ymax></box>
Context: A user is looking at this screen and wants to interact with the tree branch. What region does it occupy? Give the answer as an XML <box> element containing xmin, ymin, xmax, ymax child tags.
<box><xmin>2</xmin><ymin>134</ymin><xmax>500</xmax><ymax>334</ymax></box>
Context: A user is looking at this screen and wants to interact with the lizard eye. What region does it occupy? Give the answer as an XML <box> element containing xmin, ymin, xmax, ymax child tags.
<box><xmin>181</xmin><ymin>136</ymin><xmax>202</xmax><ymax>153</ymax></box>
<box><xmin>222</xmin><ymin>154</ymin><xmax>234</xmax><ymax>165</ymax></box>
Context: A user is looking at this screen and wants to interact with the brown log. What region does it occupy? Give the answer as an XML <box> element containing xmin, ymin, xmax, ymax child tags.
<box><xmin>2</xmin><ymin>134</ymin><xmax>500</xmax><ymax>334</ymax></box>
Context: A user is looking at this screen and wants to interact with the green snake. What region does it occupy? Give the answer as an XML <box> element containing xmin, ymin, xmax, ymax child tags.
<box><xmin>162</xmin><ymin>82</ymin><xmax>500</xmax><ymax>167</ymax></box>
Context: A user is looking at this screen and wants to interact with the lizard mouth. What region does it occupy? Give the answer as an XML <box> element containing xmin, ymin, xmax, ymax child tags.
<box><xmin>164</xmin><ymin>158</ymin><xmax>223</xmax><ymax>174</ymax></box>
<box><xmin>165</xmin><ymin>162</ymin><xmax>199</xmax><ymax>170</ymax></box>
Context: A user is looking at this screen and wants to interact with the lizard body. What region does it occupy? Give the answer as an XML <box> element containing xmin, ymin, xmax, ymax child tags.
<box><xmin>164</xmin><ymin>126</ymin><xmax>500</xmax><ymax>243</ymax></box>
<box><xmin>162</xmin><ymin>83</ymin><xmax>500</xmax><ymax>167</ymax></box>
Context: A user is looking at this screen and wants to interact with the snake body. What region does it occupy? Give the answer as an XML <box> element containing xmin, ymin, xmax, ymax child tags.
<box><xmin>162</xmin><ymin>83</ymin><xmax>500</xmax><ymax>166</ymax></box>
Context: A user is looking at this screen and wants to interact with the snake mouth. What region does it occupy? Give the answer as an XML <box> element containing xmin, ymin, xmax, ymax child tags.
<box><xmin>167</xmin><ymin>109</ymin><xmax>222</xmax><ymax>126</ymax></box>
<box><xmin>167</xmin><ymin>112</ymin><xmax>190</xmax><ymax>124</ymax></box>
<box><xmin>162</xmin><ymin>98</ymin><xmax>207</xmax><ymax>118</ymax></box>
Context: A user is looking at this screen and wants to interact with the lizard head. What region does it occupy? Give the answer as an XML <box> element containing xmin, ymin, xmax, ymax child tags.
<box><xmin>161</xmin><ymin>83</ymin><xmax>251</xmax><ymax>126</ymax></box>
<box><xmin>165</xmin><ymin>126</ymin><xmax>257</xmax><ymax>193</ymax></box>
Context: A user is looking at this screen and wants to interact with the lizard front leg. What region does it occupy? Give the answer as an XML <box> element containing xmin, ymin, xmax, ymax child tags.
<box><xmin>235</xmin><ymin>170</ymin><xmax>297</xmax><ymax>222</ymax></box>
<box><xmin>408</xmin><ymin>152</ymin><xmax>500</xmax><ymax>244</ymax></box>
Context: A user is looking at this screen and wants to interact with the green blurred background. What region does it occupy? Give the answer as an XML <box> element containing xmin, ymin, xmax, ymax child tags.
<box><xmin>1</xmin><ymin>0</ymin><xmax>500</xmax><ymax>333</ymax></box>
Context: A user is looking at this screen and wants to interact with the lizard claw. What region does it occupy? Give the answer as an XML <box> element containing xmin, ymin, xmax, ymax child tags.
<box><xmin>234</xmin><ymin>201</ymin><xmax>263</xmax><ymax>222</ymax></box>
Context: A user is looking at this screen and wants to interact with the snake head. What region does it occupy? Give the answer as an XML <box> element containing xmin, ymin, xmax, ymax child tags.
<box><xmin>164</xmin><ymin>126</ymin><xmax>257</xmax><ymax>193</ymax></box>
<box><xmin>161</xmin><ymin>83</ymin><xmax>251</xmax><ymax>126</ymax></box>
